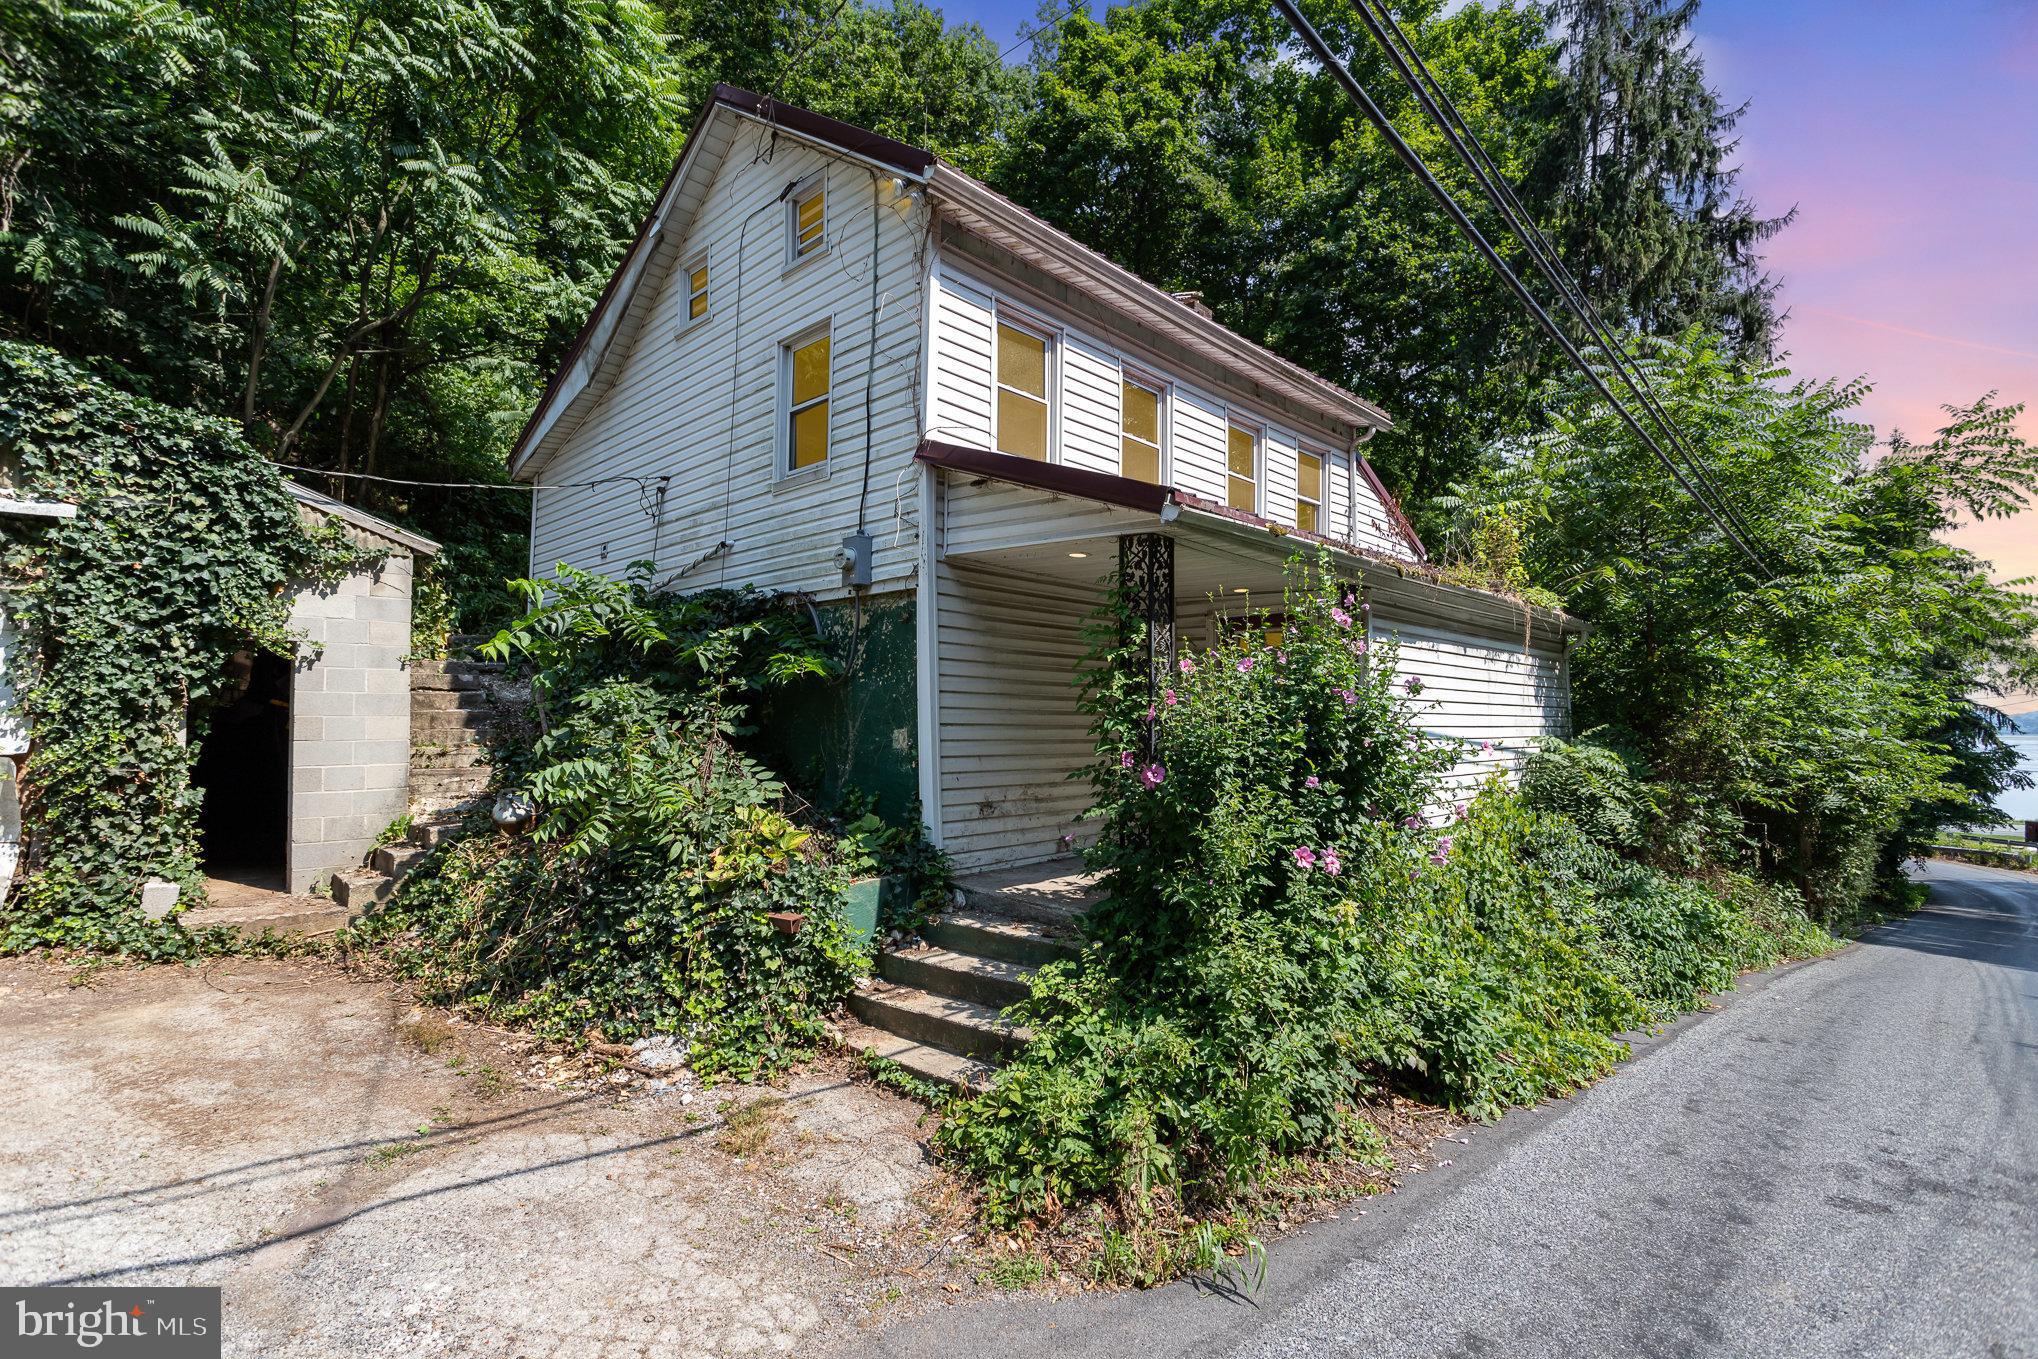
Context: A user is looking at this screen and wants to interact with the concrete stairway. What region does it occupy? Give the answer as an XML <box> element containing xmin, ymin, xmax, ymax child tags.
<box><xmin>839</xmin><ymin>859</ymin><xmax>1096</xmax><ymax>1093</ymax></box>
<box><xmin>329</xmin><ymin>648</ymin><xmax>508</xmax><ymax>912</ymax></box>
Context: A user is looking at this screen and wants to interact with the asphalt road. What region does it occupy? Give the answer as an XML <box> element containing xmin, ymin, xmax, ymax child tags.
<box><xmin>865</xmin><ymin>859</ymin><xmax>2038</xmax><ymax>1359</ymax></box>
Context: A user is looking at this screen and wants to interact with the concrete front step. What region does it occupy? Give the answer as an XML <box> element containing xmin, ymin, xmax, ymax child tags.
<box><xmin>181</xmin><ymin>903</ymin><xmax>363</xmax><ymax>938</ymax></box>
<box><xmin>878</xmin><ymin>945</ymin><xmax>1034</xmax><ymax>1009</ymax></box>
<box><xmin>835</xmin><ymin>1020</ymin><xmax>994</xmax><ymax>1094</ymax></box>
<box><xmin>412</xmin><ymin>687</ymin><xmax>491</xmax><ymax>713</ymax></box>
<box><xmin>411</xmin><ymin>768</ymin><xmax>487</xmax><ymax>800</ymax></box>
<box><xmin>955</xmin><ymin>857</ymin><xmax>1102</xmax><ymax>928</ymax></box>
<box><xmin>847</xmin><ymin>982</ymin><xmax>1028</xmax><ymax>1063</ymax></box>
<box><xmin>922</xmin><ymin>912</ymin><xmax>1082</xmax><ymax>970</ymax></box>
<box><xmin>409</xmin><ymin>659</ymin><xmax>503</xmax><ymax>691</ymax></box>
<box><xmin>410</xmin><ymin>743</ymin><xmax>490</xmax><ymax>770</ymax></box>
<box><xmin>413</xmin><ymin>710</ymin><xmax>494</xmax><ymax>740</ymax></box>
<box><xmin>330</xmin><ymin>868</ymin><xmax>395</xmax><ymax>913</ymax></box>
<box><xmin>371</xmin><ymin>843</ymin><xmax>427</xmax><ymax>877</ymax></box>
<box><xmin>409</xmin><ymin>816</ymin><xmax>468</xmax><ymax>849</ymax></box>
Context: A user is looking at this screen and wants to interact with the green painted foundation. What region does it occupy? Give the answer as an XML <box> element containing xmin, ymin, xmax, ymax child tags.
<box><xmin>750</xmin><ymin>590</ymin><xmax>920</xmax><ymax>827</ymax></box>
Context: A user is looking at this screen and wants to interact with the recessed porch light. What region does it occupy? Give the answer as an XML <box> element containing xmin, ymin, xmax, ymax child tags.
<box><xmin>1068</xmin><ymin>551</ymin><xmax>1089</xmax><ymax>558</ymax></box>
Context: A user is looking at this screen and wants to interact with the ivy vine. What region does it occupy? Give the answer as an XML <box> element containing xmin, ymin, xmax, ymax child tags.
<box><xmin>0</xmin><ymin>343</ymin><xmax>364</xmax><ymax>956</ymax></box>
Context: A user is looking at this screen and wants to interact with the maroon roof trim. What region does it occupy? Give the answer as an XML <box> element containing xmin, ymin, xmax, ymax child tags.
<box><xmin>712</xmin><ymin>85</ymin><xmax>937</xmax><ymax>177</ymax></box>
<box><xmin>915</xmin><ymin>439</ymin><xmax>1173</xmax><ymax>514</ymax></box>
<box><xmin>1353</xmin><ymin>454</ymin><xmax>1427</xmax><ymax>562</ymax></box>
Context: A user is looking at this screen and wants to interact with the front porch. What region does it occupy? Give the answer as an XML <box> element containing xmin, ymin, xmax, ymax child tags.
<box><xmin>917</xmin><ymin>442</ymin><xmax>1581</xmax><ymax>875</ymax></box>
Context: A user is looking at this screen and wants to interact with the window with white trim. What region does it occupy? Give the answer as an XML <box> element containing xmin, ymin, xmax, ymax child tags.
<box><xmin>1120</xmin><ymin>377</ymin><xmax>1163</xmax><ymax>484</ymax></box>
<box><xmin>788</xmin><ymin>177</ymin><xmax>826</xmax><ymax>265</ymax></box>
<box><xmin>1226</xmin><ymin>420</ymin><xmax>1259</xmax><ymax>512</ymax></box>
<box><xmin>684</xmin><ymin>254</ymin><xmax>710</xmax><ymax>322</ymax></box>
<box><xmin>1296</xmin><ymin>448</ymin><xmax>1323</xmax><ymax>533</ymax></box>
<box><xmin>782</xmin><ymin>326</ymin><xmax>831</xmax><ymax>472</ymax></box>
<box><xmin>995</xmin><ymin>320</ymin><xmax>1052</xmax><ymax>461</ymax></box>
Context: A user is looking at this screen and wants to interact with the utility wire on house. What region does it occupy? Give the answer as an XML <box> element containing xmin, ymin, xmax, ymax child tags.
<box><xmin>1343</xmin><ymin>0</ymin><xmax>1768</xmax><ymax>557</ymax></box>
<box><xmin>1269</xmin><ymin>0</ymin><xmax>1776</xmax><ymax>580</ymax></box>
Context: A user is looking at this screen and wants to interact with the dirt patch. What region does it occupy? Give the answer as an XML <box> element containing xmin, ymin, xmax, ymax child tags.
<box><xmin>0</xmin><ymin>955</ymin><xmax>981</xmax><ymax>1357</ymax></box>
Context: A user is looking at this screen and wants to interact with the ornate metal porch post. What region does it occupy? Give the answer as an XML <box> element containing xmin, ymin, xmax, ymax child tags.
<box><xmin>1118</xmin><ymin>533</ymin><xmax>1176</xmax><ymax>757</ymax></box>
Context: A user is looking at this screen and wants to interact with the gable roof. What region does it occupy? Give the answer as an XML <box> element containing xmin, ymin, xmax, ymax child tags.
<box><xmin>287</xmin><ymin>482</ymin><xmax>440</xmax><ymax>556</ymax></box>
<box><xmin>508</xmin><ymin>85</ymin><xmax>1399</xmax><ymax>495</ymax></box>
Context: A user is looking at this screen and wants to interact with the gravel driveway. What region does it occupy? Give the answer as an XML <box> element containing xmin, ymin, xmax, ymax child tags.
<box><xmin>0</xmin><ymin>955</ymin><xmax>974</xmax><ymax>1357</ymax></box>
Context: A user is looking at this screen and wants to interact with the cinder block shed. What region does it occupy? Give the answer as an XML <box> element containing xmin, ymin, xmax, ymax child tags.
<box><xmin>192</xmin><ymin>484</ymin><xmax>439</xmax><ymax>896</ymax></box>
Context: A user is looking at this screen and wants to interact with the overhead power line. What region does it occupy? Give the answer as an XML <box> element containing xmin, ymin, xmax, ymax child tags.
<box><xmin>1343</xmin><ymin>0</ymin><xmax>1768</xmax><ymax>558</ymax></box>
<box><xmin>1269</xmin><ymin>0</ymin><xmax>1775</xmax><ymax>580</ymax></box>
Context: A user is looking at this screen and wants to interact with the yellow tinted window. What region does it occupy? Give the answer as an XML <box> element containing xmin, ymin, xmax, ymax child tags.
<box><xmin>1228</xmin><ymin>425</ymin><xmax>1256</xmax><ymax>478</ymax></box>
<box><xmin>1296</xmin><ymin>500</ymin><xmax>1318</xmax><ymax>533</ymax></box>
<box><xmin>689</xmin><ymin>292</ymin><xmax>708</xmax><ymax>320</ymax></box>
<box><xmin>690</xmin><ymin>264</ymin><xmax>708</xmax><ymax>295</ymax></box>
<box><xmin>998</xmin><ymin>389</ymin><xmax>1049</xmax><ymax>460</ymax></box>
<box><xmin>997</xmin><ymin>324</ymin><xmax>1047</xmax><ymax>397</ymax></box>
<box><xmin>1298</xmin><ymin>451</ymin><xmax>1322</xmax><ymax>502</ymax></box>
<box><xmin>795</xmin><ymin>188</ymin><xmax>825</xmax><ymax>253</ymax></box>
<box><xmin>791</xmin><ymin>335</ymin><xmax>829</xmax><ymax>405</ymax></box>
<box><xmin>791</xmin><ymin>400</ymin><xmax>829</xmax><ymax>468</ymax></box>
<box><xmin>1122</xmin><ymin>436</ymin><xmax>1159</xmax><ymax>484</ymax></box>
<box><xmin>1121</xmin><ymin>381</ymin><xmax>1159</xmax><ymax>444</ymax></box>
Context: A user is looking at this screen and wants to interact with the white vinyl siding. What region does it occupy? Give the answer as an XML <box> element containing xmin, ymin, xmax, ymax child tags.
<box><xmin>1370</xmin><ymin>612</ymin><xmax>1570</xmax><ymax>817</ymax></box>
<box><xmin>935</xmin><ymin>559</ymin><xmax>1101</xmax><ymax>870</ymax></box>
<box><xmin>526</xmin><ymin>138</ymin><xmax>925</xmax><ymax>598</ymax></box>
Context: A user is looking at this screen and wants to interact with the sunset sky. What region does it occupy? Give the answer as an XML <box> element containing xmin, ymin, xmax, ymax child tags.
<box><xmin>946</xmin><ymin>0</ymin><xmax>2038</xmax><ymax>700</ymax></box>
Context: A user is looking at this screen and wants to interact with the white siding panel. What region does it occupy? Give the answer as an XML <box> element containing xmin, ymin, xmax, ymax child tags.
<box><xmin>1060</xmin><ymin>332</ymin><xmax>1121</xmax><ymax>474</ymax></box>
<box><xmin>1263</xmin><ymin>424</ymin><xmax>1299</xmax><ymax>528</ymax></box>
<box><xmin>936</xmin><ymin>561</ymin><xmax>1101</xmax><ymax>870</ymax></box>
<box><xmin>1169</xmin><ymin>387</ymin><xmax>1229</xmax><ymax>503</ymax></box>
<box><xmin>528</xmin><ymin>138</ymin><xmax>930</xmax><ymax>598</ymax></box>
<box><xmin>1350</xmin><ymin>462</ymin><xmax>1414</xmax><ymax>559</ymax></box>
<box><xmin>930</xmin><ymin>267</ymin><xmax>994</xmax><ymax>448</ymax></box>
<box><xmin>942</xmin><ymin>478</ymin><xmax>1152</xmax><ymax>556</ymax></box>
<box><xmin>1371</xmin><ymin>612</ymin><xmax>1570</xmax><ymax>816</ymax></box>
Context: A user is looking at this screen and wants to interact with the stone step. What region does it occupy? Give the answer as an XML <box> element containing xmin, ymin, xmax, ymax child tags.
<box><xmin>846</xmin><ymin>982</ymin><xmax>1027</xmax><ymax>1063</ymax></box>
<box><xmin>330</xmin><ymin>868</ymin><xmax>394</xmax><ymax>913</ymax></box>
<box><xmin>411</xmin><ymin>769</ymin><xmax>488</xmax><ymax>802</ymax></box>
<box><xmin>921</xmin><ymin>912</ymin><xmax>1082</xmax><ymax>971</ymax></box>
<box><xmin>371</xmin><ymin>843</ymin><xmax>427</xmax><ymax>878</ymax></box>
<box><xmin>412</xmin><ymin>687</ymin><xmax>491</xmax><ymax>713</ymax></box>
<box><xmin>878</xmin><ymin>945</ymin><xmax>1034</xmax><ymax>1009</ymax></box>
<box><xmin>181</xmin><ymin>901</ymin><xmax>363</xmax><ymax>939</ymax></box>
<box><xmin>409</xmin><ymin>659</ymin><xmax>503</xmax><ymax>691</ymax></box>
<box><xmin>412</xmin><ymin>710</ymin><xmax>494</xmax><ymax>740</ymax></box>
<box><xmin>834</xmin><ymin>1020</ymin><xmax>994</xmax><ymax>1095</ymax></box>
<box><xmin>408</xmin><ymin>816</ymin><xmax>468</xmax><ymax>849</ymax></box>
<box><xmin>411</xmin><ymin>744</ymin><xmax>490</xmax><ymax>771</ymax></box>
<box><xmin>411</xmin><ymin>792</ymin><xmax>484</xmax><ymax>819</ymax></box>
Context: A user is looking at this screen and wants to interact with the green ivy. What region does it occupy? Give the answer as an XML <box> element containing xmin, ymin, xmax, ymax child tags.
<box><xmin>0</xmin><ymin>343</ymin><xmax>361</xmax><ymax>955</ymax></box>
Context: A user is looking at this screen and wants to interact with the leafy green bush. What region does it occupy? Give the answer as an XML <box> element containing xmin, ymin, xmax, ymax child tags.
<box><xmin>940</xmin><ymin>552</ymin><xmax>1834</xmax><ymax>1230</ymax></box>
<box><xmin>359</xmin><ymin>562</ymin><xmax>881</xmax><ymax>1079</ymax></box>
<box><xmin>0</xmin><ymin>343</ymin><xmax>360</xmax><ymax>955</ymax></box>
<box><xmin>1519</xmin><ymin>733</ymin><xmax>1651</xmax><ymax>850</ymax></box>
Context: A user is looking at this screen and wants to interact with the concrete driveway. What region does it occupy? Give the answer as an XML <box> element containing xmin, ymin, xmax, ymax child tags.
<box><xmin>0</xmin><ymin>956</ymin><xmax>973</xmax><ymax>1357</ymax></box>
<box><xmin>860</xmin><ymin>859</ymin><xmax>2038</xmax><ymax>1359</ymax></box>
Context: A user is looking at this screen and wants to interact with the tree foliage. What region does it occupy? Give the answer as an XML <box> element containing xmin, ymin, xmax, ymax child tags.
<box><xmin>1452</xmin><ymin>334</ymin><xmax>2038</xmax><ymax>917</ymax></box>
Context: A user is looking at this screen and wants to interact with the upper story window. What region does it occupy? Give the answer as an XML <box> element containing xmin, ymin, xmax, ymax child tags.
<box><xmin>789</xmin><ymin>177</ymin><xmax>826</xmax><ymax>265</ymax></box>
<box><xmin>784</xmin><ymin>327</ymin><xmax>831</xmax><ymax>472</ymax></box>
<box><xmin>1296</xmin><ymin>449</ymin><xmax>1323</xmax><ymax>533</ymax></box>
<box><xmin>996</xmin><ymin>321</ymin><xmax>1051</xmax><ymax>461</ymax></box>
<box><xmin>1226</xmin><ymin>420</ymin><xmax>1258</xmax><ymax>512</ymax></box>
<box><xmin>685</xmin><ymin>255</ymin><xmax>710</xmax><ymax>322</ymax></box>
<box><xmin>1120</xmin><ymin>378</ymin><xmax>1163</xmax><ymax>484</ymax></box>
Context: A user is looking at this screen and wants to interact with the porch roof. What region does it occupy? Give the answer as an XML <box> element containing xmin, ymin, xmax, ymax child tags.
<box><xmin>918</xmin><ymin>440</ymin><xmax>1585</xmax><ymax>646</ymax></box>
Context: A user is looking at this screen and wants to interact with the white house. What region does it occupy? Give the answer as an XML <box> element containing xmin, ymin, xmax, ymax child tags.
<box><xmin>510</xmin><ymin>86</ymin><xmax>1579</xmax><ymax>878</ymax></box>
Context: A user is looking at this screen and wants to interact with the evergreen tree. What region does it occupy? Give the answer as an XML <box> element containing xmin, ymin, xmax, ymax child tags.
<box><xmin>1531</xmin><ymin>0</ymin><xmax>1791</xmax><ymax>355</ymax></box>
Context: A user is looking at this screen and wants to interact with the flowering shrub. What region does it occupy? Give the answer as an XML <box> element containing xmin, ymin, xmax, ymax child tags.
<box><xmin>940</xmin><ymin>552</ymin><xmax>1834</xmax><ymax>1244</ymax></box>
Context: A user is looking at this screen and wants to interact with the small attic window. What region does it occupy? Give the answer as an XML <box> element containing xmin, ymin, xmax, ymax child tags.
<box><xmin>685</xmin><ymin>254</ymin><xmax>709</xmax><ymax>322</ymax></box>
<box><xmin>788</xmin><ymin>176</ymin><xmax>827</xmax><ymax>265</ymax></box>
